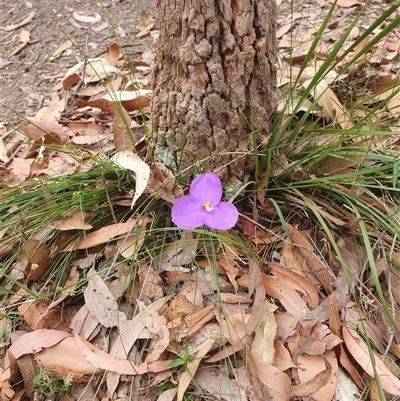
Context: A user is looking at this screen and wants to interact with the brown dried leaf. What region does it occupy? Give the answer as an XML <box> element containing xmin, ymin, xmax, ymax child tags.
<box><xmin>251</xmin><ymin>300</ymin><xmax>278</xmax><ymax>364</ymax></box>
<box><xmin>84</xmin><ymin>268</ymin><xmax>127</xmax><ymax>328</ymax></box>
<box><xmin>139</xmin><ymin>301</ymin><xmax>170</xmax><ymax>363</ymax></box>
<box><xmin>51</xmin><ymin>39</ymin><xmax>73</xmax><ymax>57</ymax></box>
<box><xmin>290</xmin><ymin>356</ymin><xmax>333</xmax><ymax>397</ymax></box>
<box><xmin>113</xmin><ymin>106</ymin><xmax>135</xmax><ymax>152</ymax></box>
<box><xmin>46</xmin><ymin>211</ymin><xmax>92</xmax><ymax>231</ymax></box>
<box><xmin>106</xmin><ymin>42</ymin><xmax>120</xmax><ymax>66</ymax></box>
<box><xmin>38</xmin><ymin>336</ymin><xmax>103</xmax><ymax>376</ymax></box>
<box><xmin>286</xmin><ymin>224</ymin><xmax>334</xmax><ymax>292</ymax></box>
<box><xmin>237</xmin><ymin>273</ymin><xmax>309</xmax><ymax>322</ymax></box>
<box><xmin>1</xmin><ymin>10</ymin><xmax>35</xmax><ymax>31</ymax></box>
<box><xmin>75</xmin><ymin>335</ymin><xmax>172</xmax><ymax>375</ymax></box>
<box><xmin>17</xmin><ymin>301</ymin><xmax>69</xmax><ymax>331</ymax></box>
<box><xmin>62</xmin><ymin>218</ymin><xmax>140</xmax><ymax>251</ymax></box>
<box><xmin>268</xmin><ymin>263</ymin><xmax>320</xmax><ymax>308</ymax></box>
<box><xmin>249</xmin><ymin>353</ymin><xmax>291</xmax><ymax>401</ymax></box>
<box><xmin>10</xmin><ymin>29</ymin><xmax>30</xmax><ymax>56</ymax></box>
<box><xmin>194</xmin><ymin>367</ymin><xmax>246</xmax><ymax>401</ymax></box>
<box><xmin>342</xmin><ymin>327</ymin><xmax>400</xmax><ymax>395</ymax></box>
<box><xmin>329</xmin><ymin>0</ymin><xmax>364</xmax><ymax>7</ymax></box>
<box><xmin>117</xmin><ymin>216</ymin><xmax>150</xmax><ymax>258</ymax></box>
<box><xmin>146</xmin><ymin>161</ymin><xmax>183</xmax><ymax>203</ymax></box>
<box><xmin>273</xmin><ymin>341</ymin><xmax>297</xmax><ymax>371</ymax></box>
<box><xmin>177</xmin><ymin>338</ymin><xmax>215</xmax><ymax>401</ymax></box>
<box><xmin>20</xmin><ymin>120</ymin><xmax>69</xmax><ymax>145</ymax></box>
<box><xmin>157</xmin><ymin>237</ymin><xmax>198</xmax><ymax>272</ymax></box>
<box><xmin>102</xmin><ymin>90</ymin><xmax>152</xmax><ymax>111</ymax></box>
<box><xmin>8</xmin><ymin>329</ymin><xmax>70</xmax><ymax>359</ymax></box>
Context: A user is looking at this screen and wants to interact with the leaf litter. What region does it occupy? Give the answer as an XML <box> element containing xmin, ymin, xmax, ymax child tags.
<box><xmin>1</xmin><ymin>1</ymin><xmax>400</xmax><ymax>400</ymax></box>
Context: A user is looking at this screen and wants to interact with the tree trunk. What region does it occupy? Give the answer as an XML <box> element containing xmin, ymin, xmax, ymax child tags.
<box><xmin>151</xmin><ymin>0</ymin><xmax>277</xmax><ymax>181</ymax></box>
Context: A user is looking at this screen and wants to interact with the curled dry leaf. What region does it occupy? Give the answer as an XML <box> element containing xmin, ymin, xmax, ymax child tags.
<box><xmin>1</xmin><ymin>10</ymin><xmax>35</xmax><ymax>31</ymax></box>
<box><xmin>237</xmin><ymin>273</ymin><xmax>309</xmax><ymax>322</ymax></box>
<box><xmin>111</xmin><ymin>151</ymin><xmax>150</xmax><ymax>208</ymax></box>
<box><xmin>62</xmin><ymin>57</ymin><xmax>118</xmax><ymax>89</ymax></box>
<box><xmin>147</xmin><ymin>161</ymin><xmax>184</xmax><ymax>203</ymax></box>
<box><xmin>73</xmin><ymin>11</ymin><xmax>101</xmax><ymax>24</ymax></box>
<box><xmin>102</xmin><ymin>90</ymin><xmax>152</xmax><ymax>112</ymax></box>
<box><xmin>105</xmin><ymin>42</ymin><xmax>120</xmax><ymax>66</ymax></box>
<box><xmin>268</xmin><ymin>262</ymin><xmax>320</xmax><ymax>308</ymax></box>
<box><xmin>286</xmin><ymin>224</ymin><xmax>335</xmax><ymax>292</ymax></box>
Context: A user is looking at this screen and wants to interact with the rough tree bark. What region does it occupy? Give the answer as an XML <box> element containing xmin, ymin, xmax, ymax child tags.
<box><xmin>151</xmin><ymin>0</ymin><xmax>277</xmax><ymax>181</ymax></box>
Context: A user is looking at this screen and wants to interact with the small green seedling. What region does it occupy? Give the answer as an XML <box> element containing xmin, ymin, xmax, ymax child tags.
<box><xmin>167</xmin><ymin>348</ymin><xmax>195</xmax><ymax>368</ymax></box>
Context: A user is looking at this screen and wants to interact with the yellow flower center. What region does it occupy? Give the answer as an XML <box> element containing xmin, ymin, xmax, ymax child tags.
<box><xmin>203</xmin><ymin>202</ymin><xmax>213</xmax><ymax>212</ymax></box>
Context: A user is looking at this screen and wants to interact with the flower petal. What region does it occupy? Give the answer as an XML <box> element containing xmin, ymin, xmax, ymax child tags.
<box><xmin>190</xmin><ymin>173</ymin><xmax>222</xmax><ymax>205</ymax></box>
<box><xmin>203</xmin><ymin>202</ymin><xmax>238</xmax><ymax>230</ymax></box>
<box><xmin>171</xmin><ymin>196</ymin><xmax>206</xmax><ymax>229</ymax></box>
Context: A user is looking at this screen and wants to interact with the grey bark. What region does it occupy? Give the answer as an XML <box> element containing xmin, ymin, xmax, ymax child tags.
<box><xmin>151</xmin><ymin>0</ymin><xmax>277</xmax><ymax>181</ymax></box>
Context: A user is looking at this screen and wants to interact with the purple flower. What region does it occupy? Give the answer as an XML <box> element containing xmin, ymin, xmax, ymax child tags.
<box><xmin>171</xmin><ymin>173</ymin><xmax>239</xmax><ymax>230</ymax></box>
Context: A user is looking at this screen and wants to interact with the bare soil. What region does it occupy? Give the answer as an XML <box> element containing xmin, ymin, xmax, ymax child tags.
<box><xmin>0</xmin><ymin>0</ymin><xmax>156</xmax><ymax>125</ymax></box>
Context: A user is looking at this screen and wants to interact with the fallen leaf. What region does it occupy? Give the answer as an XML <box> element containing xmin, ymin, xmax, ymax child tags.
<box><xmin>8</xmin><ymin>329</ymin><xmax>70</xmax><ymax>359</ymax></box>
<box><xmin>46</xmin><ymin>211</ymin><xmax>92</xmax><ymax>231</ymax></box>
<box><xmin>297</xmin><ymin>351</ymin><xmax>338</xmax><ymax>401</ymax></box>
<box><xmin>330</xmin><ymin>0</ymin><xmax>364</xmax><ymax>7</ymax></box>
<box><xmin>73</xmin><ymin>11</ymin><xmax>101</xmax><ymax>24</ymax></box>
<box><xmin>105</xmin><ymin>42</ymin><xmax>120</xmax><ymax>66</ymax></box>
<box><xmin>84</xmin><ymin>267</ymin><xmax>127</xmax><ymax>328</ymax></box>
<box><xmin>102</xmin><ymin>90</ymin><xmax>152</xmax><ymax>111</ymax></box>
<box><xmin>51</xmin><ymin>39</ymin><xmax>74</xmax><ymax>57</ymax></box>
<box><xmin>1</xmin><ymin>10</ymin><xmax>35</xmax><ymax>31</ymax></box>
<box><xmin>177</xmin><ymin>338</ymin><xmax>215</xmax><ymax>401</ymax></box>
<box><xmin>75</xmin><ymin>335</ymin><xmax>173</xmax><ymax>375</ymax></box>
<box><xmin>249</xmin><ymin>353</ymin><xmax>291</xmax><ymax>401</ymax></box>
<box><xmin>290</xmin><ymin>356</ymin><xmax>332</xmax><ymax>397</ymax></box>
<box><xmin>194</xmin><ymin>367</ymin><xmax>246</xmax><ymax>401</ymax></box>
<box><xmin>10</xmin><ymin>29</ymin><xmax>30</xmax><ymax>56</ymax></box>
<box><xmin>342</xmin><ymin>327</ymin><xmax>400</xmax><ymax>396</ymax></box>
<box><xmin>111</xmin><ymin>151</ymin><xmax>150</xmax><ymax>208</ymax></box>
<box><xmin>62</xmin><ymin>218</ymin><xmax>140</xmax><ymax>251</ymax></box>
<box><xmin>139</xmin><ymin>301</ymin><xmax>170</xmax><ymax>363</ymax></box>
<box><xmin>251</xmin><ymin>300</ymin><xmax>278</xmax><ymax>364</ymax></box>
<box><xmin>117</xmin><ymin>216</ymin><xmax>150</xmax><ymax>258</ymax></box>
<box><xmin>113</xmin><ymin>106</ymin><xmax>135</xmax><ymax>152</ymax></box>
